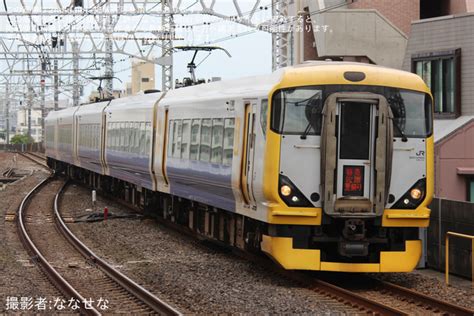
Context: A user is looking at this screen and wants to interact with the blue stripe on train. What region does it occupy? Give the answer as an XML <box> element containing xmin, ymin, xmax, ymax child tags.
<box><xmin>167</xmin><ymin>159</ymin><xmax>235</xmax><ymax>212</ymax></box>
<box><xmin>106</xmin><ymin>150</ymin><xmax>153</xmax><ymax>190</ymax></box>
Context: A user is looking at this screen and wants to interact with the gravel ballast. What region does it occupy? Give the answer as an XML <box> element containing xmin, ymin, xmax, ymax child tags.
<box><xmin>0</xmin><ymin>152</ymin><xmax>63</xmax><ymax>314</ymax></box>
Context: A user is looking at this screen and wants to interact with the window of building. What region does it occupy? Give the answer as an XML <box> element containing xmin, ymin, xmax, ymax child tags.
<box><xmin>200</xmin><ymin>119</ymin><xmax>212</xmax><ymax>162</ymax></box>
<box><xmin>142</xmin><ymin>77</ymin><xmax>150</xmax><ymax>83</ymax></box>
<box><xmin>468</xmin><ymin>178</ymin><xmax>474</xmax><ymax>203</ymax></box>
<box><xmin>211</xmin><ymin>118</ymin><xmax>224</xmax><ymax>164</ymax></box>
<box><xmin>412</xmin><ymin>49</ymin><xmax>461</xmax><ymax>118</ymax></box>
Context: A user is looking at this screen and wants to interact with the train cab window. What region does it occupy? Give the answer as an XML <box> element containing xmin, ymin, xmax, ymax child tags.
<box><xmin>223</xmin><ymin>118</ymin><xmax>235</xmax><ymax>166</ymax></box>
<box><xmin>271</xmin><ymin>87</ymin><xmax>323</xmax><ymax>135</ymax></box>
<box><xmin>190</xmin><ymin>119</ymin><xmax>201</xmax><ymax>160</ymax></box>
<box><xmin>181</xmin><ymin>120</ymin><xmax>191</xmax><ymax>159</ymax></box>
<box><xmin>260</xmin><ymin>99</ymin><xmax>268</xmax><ymax>137</ymax></box>
<box><xmin>387</xmin><ymin>89</ymin><xmax>433</xmax><ymax>138</ymax></box>
<box><xmin>211</xmin><ymin>118</ymin><xmax>224</xmax><ymax>164</ymax></box>
<box><xmin>200</xmin><ymin>119</ymin><xmax>212</xmax><ymax>162</ymax></box>
<box><xmin>172</xmin><ymin>120</ymin><xmax>182</xmax><ymax>158</ymax></box>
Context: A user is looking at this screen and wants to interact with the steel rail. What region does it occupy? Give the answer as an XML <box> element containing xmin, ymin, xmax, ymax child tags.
<box><xmin>54</xmin><ymin>182</ymin><xmax>181</xmax><ymax>316</ymax></box>
<box><xmin>16</xmin><ymin>176</ymin><xmax>101</xmax><ymax>315</ymax></box>
<box><xmin>375</xmin><ymin>279</ymin><xmax>474</xmax><ymax>316</ymax></box>
<box><xmin>17</xmin><ymin>152</ymin><xmax>49</xmax><ymax>168</ymax></box>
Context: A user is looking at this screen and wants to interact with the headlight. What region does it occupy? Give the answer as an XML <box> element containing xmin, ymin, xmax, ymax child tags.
<box><xmin>280</xmin><ymin>185</ymin><xmax>292</xmax><ymax>197</ymax></box>
<box><xmin>278</xmin><ymin>175</ymin><xmax>313</xmax><ymax>207</ymax></box>
<box><xmin>410</xmin><ymin>188</ymin><xmax>422</xmax><ymax>200</ymax></box>
<box><xmin>392</xmin><ymin>178</ymin><xmax>426</xmax><ymax>209</ymax></box>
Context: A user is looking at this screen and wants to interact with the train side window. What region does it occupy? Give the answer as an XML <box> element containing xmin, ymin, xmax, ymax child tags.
<box><xmin>89</xmin><ymin>124</ymin><xmax>92</xmax><ymax>148</ymax></box>
<box><xmin>211</xmin><ymin>118</ymin><xmax>224</xmax><ymax>164</ymax></box>
<box><xmin>172</xmin><ymin>120</ymin><xmax>182</xmax><ymax>158</ymax></box>
<box><xmin>181</xmin><ymin>120</ymin><xmax>191</xmax><ymax>159</ymax></box>
<box><xmin>145</xmin><ymin>122</ymin><xmax>152</xmax><ymax>155</ymax></box>
<box><xmin>125</xmin><ymin>122</ymin><xmax>131</xmax><ymax>152</ymax></box>
<box><xmin>200</xmin><ymin>119</ymin><xmax>212</xmax><ymax>162</ymax></box>
<box><xmin>124</xmin><ymin>122</ymin><xmax>129</xmax><ymax>152</ymax></box>
<box><xmin>134</xmin><ymin>123</ymin><xmax>139</xmax><ymax>154</ymax></box>
<box><xmin>260</xmin><ymin>99</ymin><xmax>268</xmax><ymax>137</ymax></box>
<box><xmin>112</xmin><ymin>123</ymin><xmax>117</xmax><ymax>151</ymax></box>
<box><xmin>223</xmin><ymin>118</ymin><xmax>235</xmax><ymax>166</ymax></box>
<box><xmin>119</xmin><ymin>122</ymin><xmax>124</xmax><ymax>152</ymax></box>
<box><xmin>190</xmin><ymin>119</ymin><xmax>200</xmax><ymax>160</ymax></box>
<box><xmin>167</xmin><ymin>120</ymin><xmax>174</xmax><ymax>158</ymax></box>
<box><xmin>92</xmin><ymin>124</ymin><xmax>95</xmax><ymax>148</ymax></box>
<box><xmin>106</xmin><ymin>123</ymin><xmax>111</xmax><ymax>149</ymax></box>
<box><xmin>83</xmin><ymin>124</ymin><xmax>87</xmax><ymax>147</ymax></box>
<box><xmin>139</xmin><ymin>122</ymin><xmax>146</xmax><ymax>156</ymax></box>
<box><xmin>95</xmin><ymin>124</ymin><xmax>98</xmax><ymax>148</ymax></box>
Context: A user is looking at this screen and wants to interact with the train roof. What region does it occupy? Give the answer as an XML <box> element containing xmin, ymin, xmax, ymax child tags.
<box><xmin>162</xmin><ymin>70</ymin><xmax>285</xmax><ymax>105</ymax></box>
<box><xmin>278</xmin><ymin>61</ymin><xmax>430</xmax><ymax>93</ymax></box>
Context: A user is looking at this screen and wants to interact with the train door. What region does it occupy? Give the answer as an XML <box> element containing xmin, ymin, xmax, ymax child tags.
<box><xmin>321</xmin><ymin>93</ymin><xmax>392</xmax><ymax>217</ymax></box>
<box><xmin>241</xmin><ymin>101</ymin><xmax>257</xmax><ymax>206</ymax></box>
<box><xmin>336</xmin><ymin>101</ymin><xmax>376</xmax><ymax>201</ymax></box>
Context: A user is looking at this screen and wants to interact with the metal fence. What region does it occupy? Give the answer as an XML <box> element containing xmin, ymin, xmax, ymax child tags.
<box><xmin>0</xmin><ymin>143</ymin><xmax>44</xmax><ymax>153</ymax></box>
<box><xmin>428</xmin><ymin>198</ymin><xmax>474</xmax><ymax>278</ymax></box>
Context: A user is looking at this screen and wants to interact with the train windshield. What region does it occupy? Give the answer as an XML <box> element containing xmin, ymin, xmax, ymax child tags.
<box><xmin>271</xmin><ymin>85</ymin><xmax>433</xmax><ymax>138</ymax></box>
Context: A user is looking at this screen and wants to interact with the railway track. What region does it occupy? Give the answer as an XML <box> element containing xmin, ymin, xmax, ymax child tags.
<box><xmin>16</xmin><ymin>175</ymin><xmax>181</xmax><ymax>315</ymax></box>
<box><xmin>18</xmin><ymin>151</ymin><xmax>49</xmax><ymax>168</ymax></box>
<box><xmin>320</xmin><ymin>274</ymin><xmax>474</xmax><ymax>315</ymax></box>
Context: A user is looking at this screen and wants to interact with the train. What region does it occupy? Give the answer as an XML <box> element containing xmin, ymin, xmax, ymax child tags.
<box><xmin>45</xmin><ymin>61</ymin><xmax>434</xmax><ymax>272</ymax></box>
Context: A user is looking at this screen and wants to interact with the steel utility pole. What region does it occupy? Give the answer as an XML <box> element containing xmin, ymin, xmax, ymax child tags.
<box><xmin>5</xmin><ymin>82</ymin><xmax>10</xmax><ymax>145</ymax></box>
<box><xmin>105</xmin><ymin>15</ymin><xmax>114</xmax><ymax>98</ymax></box>
<box><xmin>40</xmin><ymin>62</ymin><xmax>46</xmax><ymax>142</ymax></box>
<box><xmin>72</xmin><ymin>41</ymin><xmax>80</xmax><ymax>107</ymax></box>
<box><xmin>27</xmin><ymin>88</ymin><xmax>32</xmax><ymax>139</ymax></box>
<box><xmin>161</xmin><ymin>0</ymin><xmax>174</xmax><ymax>91</ymax></box>
<box><xmin>54</xmin><ymin>59</ymin><xmax>59</xmax><ymax>110</ymax></box>
<box><xmin>272</xmin><ymin>0</ymin><xmax>290</xmax><ymax>70</ymax></box>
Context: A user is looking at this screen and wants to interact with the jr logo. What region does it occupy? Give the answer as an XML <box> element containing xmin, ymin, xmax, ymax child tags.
<box><xmin>416</xmin><ymin>150</ymin><xmax>425</xmax><ymax>157</ymax></box>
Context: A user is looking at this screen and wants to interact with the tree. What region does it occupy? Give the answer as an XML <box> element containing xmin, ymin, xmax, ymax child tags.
<box><xmin>0</xmin><ymin>130</ymin><xmax>5</xmax><ymax>140</ymax></box>
<box><xmin>10</xmin><ymin>134</ymin><xmax>34</xmax><ymax>145</ymax></box>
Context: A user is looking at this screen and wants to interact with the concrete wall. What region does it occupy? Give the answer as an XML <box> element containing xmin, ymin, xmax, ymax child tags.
<box><xmin>403</xmin><ymin>14</ymin><xmax>474</xmax><ymax>116</ymax></box>
<box><xmin>348</xmin><ymin>0</ymin><xmax>419</xmax><ymax>35</ymax></box>
<box><xmin>428</xmin><ymin>198</ymin><xmax>473</xmax><ymax>279</ymax></box>
<box><xmin>308</xmin><ymin>8</ymin><xmax>407</xmax><ymax>68</ymax></box>
<box><xmin>435</xmin><ymin>120</ymin><xmax>474</xmax><ymax>201</ymax></box>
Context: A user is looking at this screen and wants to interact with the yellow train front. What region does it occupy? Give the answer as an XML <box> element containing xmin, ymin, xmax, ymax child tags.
<box><xmin>259</xmin><ymin>62</ymin><xmax>433</xmax><ymax>272</ymax></box>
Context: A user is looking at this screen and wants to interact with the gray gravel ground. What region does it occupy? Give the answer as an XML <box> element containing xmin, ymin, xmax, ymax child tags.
<box><xmin>61</xmin><ymin>184</ymin><xmax>353</xmax><ymax>314</ymax></box>
<box><xmin>0</xmin><ymin>152</ymin><xmax>66</xmax><ymax>314</ymax></box>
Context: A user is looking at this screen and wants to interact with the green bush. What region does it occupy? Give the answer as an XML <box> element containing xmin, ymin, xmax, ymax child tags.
<box><xmin>10</xmin><ymin>134</ymin><xmax>34</xmax><ymax>144</ymax></box>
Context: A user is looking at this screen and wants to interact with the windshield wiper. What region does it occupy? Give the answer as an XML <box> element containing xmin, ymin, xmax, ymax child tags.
<box><xmin>392</xmin><ymin>119</ymin><xmax>408</xmax><ymax>142</ymax></box>
<box><xmin>300</xmin><ymin>122</ymin><xmax>313</xmax><ymax>140</ymax></box>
